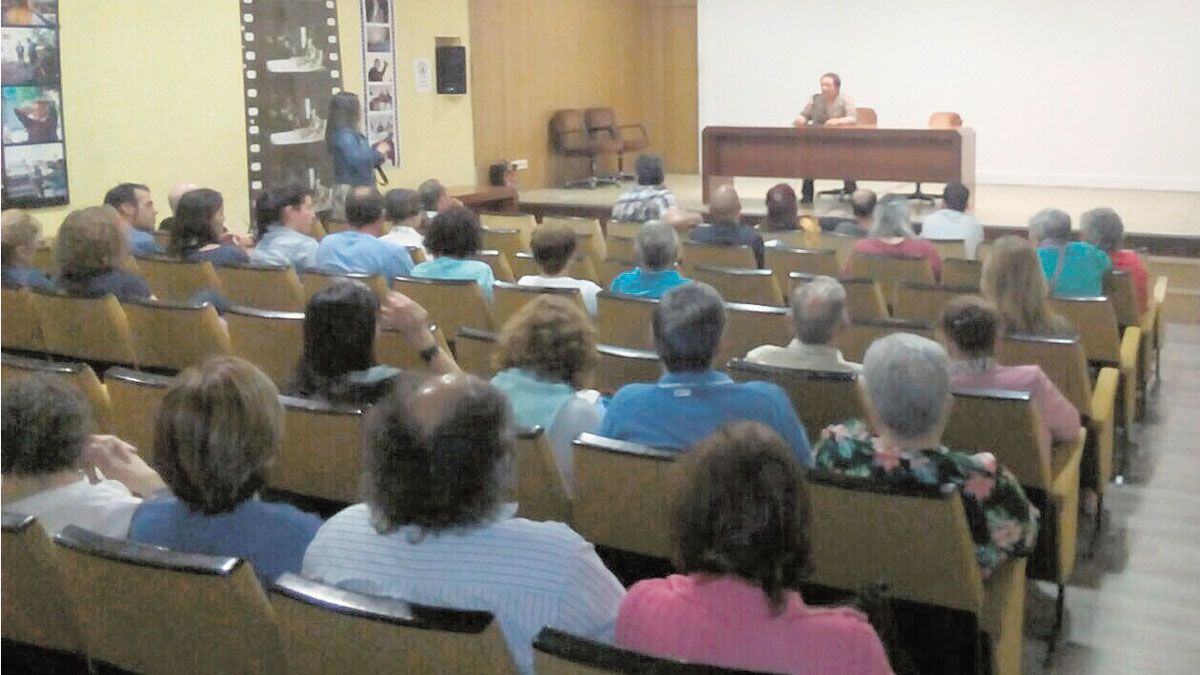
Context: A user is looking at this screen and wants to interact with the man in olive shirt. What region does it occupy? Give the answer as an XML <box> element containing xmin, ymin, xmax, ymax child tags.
<box><xmin>793</xmin><ymin>72</ymin><xmax>858</xmax><ymax>204</ymax></box>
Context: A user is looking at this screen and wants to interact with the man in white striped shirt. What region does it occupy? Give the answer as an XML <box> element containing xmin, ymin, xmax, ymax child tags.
<box><xmin>302</xmin><ymin>373</ymin><xmax>624</xmax><ymax>674</ymax></box>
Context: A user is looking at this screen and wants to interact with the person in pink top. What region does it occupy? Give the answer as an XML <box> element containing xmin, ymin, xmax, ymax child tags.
<box><xmin>938</xmin><ymin>296</ymin><xmax>1082</xmax><ymax>462</ymax></box>
<box><xmin>616</xmin><ymin>422</ymin><xmax>894</xmax><ymax>675</ymax></box>
<box><xmin>845</xmin><ymin>196</ymin><xmax>942</xmax><ymax>281</ymax></box>
<box><xmin>1082</xmin><ymin>207</ymin><xmax>1148</xmax><ymax>314</ymax></box>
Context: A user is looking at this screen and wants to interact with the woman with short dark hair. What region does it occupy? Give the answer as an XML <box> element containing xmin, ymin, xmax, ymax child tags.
<box><xmin>128</xmin><ymin>356</ymin><xmax>322</xmax><ymax>585</ymax></box>
<box><xmin>168</xmin><ymin>188</ymin><xmax>250</xmax><ymax>266</ymax></box>
<box><xmin>618</xmin><ymin>422</ymin><xmax>893</xmax><ymax>675</ymax></box>
<box><xmin>410</xmin><ymin>206</ymin><xmax>496</xmax><ymax>301</ymax></box>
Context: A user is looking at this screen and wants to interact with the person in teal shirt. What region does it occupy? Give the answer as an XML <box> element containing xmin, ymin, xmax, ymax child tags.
<box><xmin>410</xmin><ymin>207</ymin><xmax>495</xmax><ymax>302</ymax></box>
<box><xmin>609</xmin><ymin>220</ymin><xmax>691</xmax><ymax>299</ymax></box>
<box><xmin>1029</xmin><ymin>208</ymin><xmax>1110</xmax><ymax>297</ymax></box>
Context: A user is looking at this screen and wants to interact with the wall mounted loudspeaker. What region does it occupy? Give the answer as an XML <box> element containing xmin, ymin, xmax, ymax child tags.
<box><xmin>436</xmin><ymin>45</ymin><xmax>467</xmax><ymax>94</ymax></box>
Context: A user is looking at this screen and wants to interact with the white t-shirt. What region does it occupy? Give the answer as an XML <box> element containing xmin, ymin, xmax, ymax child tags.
<box><xmin>380</xmin><ymin>225</ymin><xmax>427</xmax><ymax>258</ymax></box>
<box><xmin>919</xmin><ymin>209</ymin><xmax>984</xmax><ymax>260</ymax></box>
<box><xmin>5</xmin><ymin>477</ymin><xmax>142</xmax><ymax>538</ymax></box>
<box><xmin>516</xmin><ymin>275</ymin><xmax>601</xmax><ymax>317</ymax></box>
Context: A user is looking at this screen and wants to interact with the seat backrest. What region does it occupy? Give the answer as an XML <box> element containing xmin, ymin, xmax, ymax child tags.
<box><xmin>679</xmin><ymin>241</ymin><xmax>756</xmax><ymax>273</ymax></box>
<box><xmin>1047</xmin><ymin>296</ymin><xmax>1121</xmax><ymax>364</ymax></box>
<box><xmin>1</xmin><ymin>353</ymin><xmax>115</xmax><ymax>433</ymax></box>
<box><xmin>943</xmin><ymin>388</ymin><xmax>1051</xmax><ymax>490</ymax></box>
<box><xmin>806</xmin><ymin>473</ymin><xmax>984</xmax><ymax>614</ymax></box>
<box><xmin>541</xmin><ymin>216</ymin><xmax>607</xmax><ymax>261</ymax></box>
<box><xmin>551</xmin><ymin>109</ymin><xmax>589</xmax><ymax>152</ymax></box>
<box><xmin>928</xmin><ymin>239</ymin><xmax>967</xmax><ymax>260</ymax></box>
<box><xmin>854</xmin><ymin>107</ymin><xmax>878</xmax><ymax>127</ymax></box>
<box><xmin>104</xmin><ymin>367</ymin><xmax>174</xmax><ymax>465</ymax></box>
<box><xmin>394</xmin><ymin>276</ymin><xmax>495</xmax><ymax>338</ymax></box>
<box><xmin>605</xmin><ymin>221</ymin><xmax>641</xmax><ymax>239</ymax></box>
<box><xmin>215</xmin><ymin>263</ymin><xmax>305</xmax><ymax>312</ymax></box>
<box><xmin>479</xmin><ymin>212</ymin><xmax>537</xmax><ymax>243</ymax></box>
<box><xmin>226</xmin><ymin>306</ymin><xmax>305</xmax><ymax>387</ymax></box>
<box><xmin>510</xmin><ymin>252</ymin><xmax>541</xmax><ymax>281</ymax></box>
<box><xmin>376</xmin><ymin>324</ymin><xmax>452</xmax><ymax>372</ymax></box>
<box><xmin>790</xmin><ymin>273</ymin><xmax>887</xmax><ymax>321</ymax></box>
<box><xmin>32</xmin><ymin>290</ymin><xmax>139</xmax><ymax>366</ymax></box>
<box><xmin>726</xmin><ymin>360</ymin><xmax>864</xmax><ymax>444</ymax></box>
<box><xmin>1</xmin><ymin>513</ymin><xmax>82</xmax><ymax>654</ymax></box>
<box><xmin>846</xmin><ymin>252</ymin><xmax>935</xmax><ymax>301</ymax></box>
<box><xmin>492</xmin><ymin>281</ymin><xmax>586</xmax><ymax>330</ymax></box>
<box><xmin>1</xmin><ymin>285</ymin><xmax>44</xmax><ymax>352</ymax></box>
<box><xmin>55</xmin><ymin>525</ymin><xmax>282</xmax><ymax>675</ymax></box>
<box><xmin>481</xmin><ymin>227</ymin><xmax>530</xmax><ymax>263</ymax></box>
<box><xmin>891</xmin><ymin>281</ymin><xmax>980</xmax><ymax>323</ymax></box>
<box><xmin>720</xmin><ymin>302</ymin><xmax>792</xmax><ymax>367</ymax></box>
<box><xmin>942</xmin><ymin>258</ymin><xmax>982</xmax><ymax>287</ymax></box>
<box><xmin>301</xmin><ymin>270</ymin><xmax>390</xmax><ymax>303</ymax></box>
<box><xmin>593</xmin><ymin>344</ymin><xmax>662</xmax><ymax>395</ymax></box>
<box><xmin>928</xmin><ymin>111</ymin><xmax>964</xmax><ymax>128</ymax></box>
<box><xmin>832</xmin><ymin>317</ymin><xmax>933</xmax><ymax>363</ymax></box>
<box><xmin>763</xmin><ymin>245</ymin><xmax>838</xmax><ymax>293</ymax></box>
<box><xmin>533</xmin><ymin>627</ymin><xmax>770</xmax><ymax>675</ymax></box>
<box><xmin>690</xmin><ymin>265</ymin><xmax>783</xmax><ymax>306</ymax></box>
<box><xmin>123</xmin><ymin>299</ymin><xmax>231</xmax><ymax>371</ymax></box>
<box><xmin>474</xmin><ymin>250</ymin><xmax>516</xmax><ymax>283</ymax></box>
<box><xmin>760</xmin><ymin>229</ymin><xmax>818</xmax><ymax>250</ymax></box>
<box><xmin>136</xmin><ymin>256</ymin><xmax>224</xmax><ymax>302</ymax></box>
<box><xmin>995</xmin><ymin>334</ymin><xmax>1093</xmax><ymax>414</ymax></box>
<box><xmin>513</xmin><ymin>427</ymin><xmax>572</xmax><ymax>524</ymax></box>
<box><xmin>597</xmin><ymin>258</ymin><xmax>635</xmax><ymax>289</ymax></box>
<box><xmin>583</xmin><ymin>106</ymin><xmax>617</xmax><ymax>134</ymax></box>
<box><xmin>274</xmin><ymin>396</ymin><xmax>366</xmax><ymax>503</ymax></box>
<box><xmin>1103</xmin><ymin>271</ymin><xmax>1140</xmax><ymax>327</ymax></box>
<box><xmin>572</xmin><ymin>433</ymin><xmax>680</xmax><ymax>559</ymax></box>
<box><xmin>817</xmin><ymin>232</ymin><xmax>860</xmax><ymax>266</ymax></box>
<box><xmin>595</xmin><ymin>291</ymin><xmax>656</xmax><ymax>349</ymax></box>
<box><xmin>600</xmin><ymin>233</ymin><xmax>638</xmax><ymax>261</ymax></box>
<box><xmin>270</xmin><ymin>573</ymin><xmax>517</xmax><ymax>675</ymax></box>
<box><xmin>452</xmin><ymin>327</ymin><xmax>498</xmax><ymax>378</ymax></box>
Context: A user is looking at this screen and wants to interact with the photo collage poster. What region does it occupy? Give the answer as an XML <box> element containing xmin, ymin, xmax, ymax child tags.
<box><xmin>241</xmin><ymin>0</ymin><xmax>344</xmax><ymax>215</ymax></box>
<box><xmin>360</xmin><ymin>0</ymin><xmax>397</xmax><ymax>166</ymax></box>
<box><xmin>1</xmin><ymin>0</ymin><xmax>67</xmax><ymax>208</ymax></box>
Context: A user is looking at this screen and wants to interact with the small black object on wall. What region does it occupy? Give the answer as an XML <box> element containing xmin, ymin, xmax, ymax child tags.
<box><xmin>435</xmin><ymin>45</ymin><xmax>466</xmax><ymax>94</ymax></box>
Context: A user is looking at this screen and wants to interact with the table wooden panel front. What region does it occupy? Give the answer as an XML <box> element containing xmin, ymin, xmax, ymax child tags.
<box><xmin>702</xmin><ymin>126</ymin><xmax>975</xmax><ymax>202</ymax></box>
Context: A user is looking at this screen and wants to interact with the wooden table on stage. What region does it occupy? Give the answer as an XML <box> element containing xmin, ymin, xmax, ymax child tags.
<box><xmin>449</xmin><ymin>185</ymin><xmax>519</xmax><ymax>213</ymax></box>
<box><xmin>701</xmin><ymin>126</ymin><xmax>975</xmax><ymax>203</ymax></box>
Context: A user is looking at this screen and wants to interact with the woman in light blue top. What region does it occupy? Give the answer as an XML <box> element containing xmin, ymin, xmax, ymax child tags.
<box><xmin>1028</xmin><ymin>208</ymin><xmax>1111</xmax><ymax>297</ymax></box>
<box><xmin>490</xmin><ymin>295</ymin><xmax>601</xmax><ymax>492</ymax></box>
<box><xmin>609</xmin><ymin>219</ymin><xmax>691</xmax><ymax>299</ymax></box>
<box><xmin>410</xmin><ymin>207</ymin><xmax>496</xmax><ymax>301</ymax></box>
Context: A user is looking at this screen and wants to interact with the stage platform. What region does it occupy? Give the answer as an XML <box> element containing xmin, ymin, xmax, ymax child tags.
<box><xmin>518</xmin><ymin>175</ymin><xmax>1200</xmax><ymax>257</ymax></box>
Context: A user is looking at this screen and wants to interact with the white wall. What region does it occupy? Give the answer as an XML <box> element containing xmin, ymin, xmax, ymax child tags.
<box><xmin>697</xmin><ymin>0</ymin><xmax>1200</xmax><ymax>191</ymax></box>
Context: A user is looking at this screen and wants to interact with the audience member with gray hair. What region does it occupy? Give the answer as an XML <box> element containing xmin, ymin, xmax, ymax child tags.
<box><xmin>813</xmin><ymin>333</ymin><xmax>1039</xmax><ymax>577</ymax></box>
<box><xmin>1028</xmin><ymin>207</ymin><xmax>1111</xmax><ymax>297</ymax></box>
<box><xmin>745</xmin><ymin>275</ymin><xmax>860</xmax><ymax>373</ymax></box>
<box><xmin>845</xmin><ymin>195</ymin><xmax>943</xmax><ymax>280</ymax></box>
<box><xmin>609</xmin><ymin>220</ymin><xmax>692</xmax><ymax>299</ymax></box>
<box><xmin>1083</xmin><ymin>207</ymin><xmax>1147</xmax><ymax>312</ymax></box>
<box><xmin>599</xmin><ymin>282</ymin><xmax>812</xmax><ymax>463</ymax></box>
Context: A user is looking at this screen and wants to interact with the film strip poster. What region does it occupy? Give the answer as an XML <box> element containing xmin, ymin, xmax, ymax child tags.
<box><xmin>241</xmin><ymin>0</ymin><xmax>344</xmax><ymax>215</ymax></box>
<box><xmin>1</xmin><ymin>0</ymin><xmax>67</xmax><ymax>208</ymax></box>
<box><xmin>360</xmin><ymin>0</ymin><xmax>398</xmax><ymax>166</ymax></box>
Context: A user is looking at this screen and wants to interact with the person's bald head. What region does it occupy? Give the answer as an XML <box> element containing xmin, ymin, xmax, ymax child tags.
<box><xmin>850</xmin><ymin>189</ymin><xmax>877</xmax><ymax>219</ymax></box>
<box><xmin>363</xmin><ymin>373</ymin><xmax>516</xmax><ymax>532</ymax></box>
<box><xmin>709</xmin><ymin>185</ymin><xmax>742</xmax><ymax>225</ymax></box>
<box><xmin>168</xmin><ymin>182</ymin><xmax>202</xmax><ymax>214</ymax></box>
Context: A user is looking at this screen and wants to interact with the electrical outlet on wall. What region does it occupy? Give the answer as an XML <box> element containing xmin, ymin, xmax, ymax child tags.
<box><xmin>511</xmin><ymin>159</ymin><xmax>529</xmax><ymax>170</ymax></box>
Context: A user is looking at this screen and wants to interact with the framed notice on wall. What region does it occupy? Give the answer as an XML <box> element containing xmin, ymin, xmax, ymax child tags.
<box><xmin>360</xmin><ymin>0</ymin><xmax>398</xmax><ymax>167</ymax></box>
<box><xmin>1</xmin><ymin>0</ymin><xmax>68</xmax><ymax>208</ymax></box>
<box><xmin>241</xmin><ymin>0</ymin><xmax>344</xmax><ymax>215</ymax></box>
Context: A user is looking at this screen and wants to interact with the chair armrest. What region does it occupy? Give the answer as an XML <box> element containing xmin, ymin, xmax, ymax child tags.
<box><xmin>555</xmin><ymin>128</ymin><xmax>589</xmax><ymax>150</ymax></box>
<box><xmin>1118</xmin><ymin>326</ymin><xmax>1141</xmax><ymax>374</ymax></box>
<box><xmin>618</xmin><ymin>123</ymin><xmax>648</xmax><ymax>142</ymax></box>
<box><xmin>1152</xmin><ymin>275</ymin><xmax>1168</xmax><ymax>305</ymax></box>
<box><xmin>1089</xmin><ymin>366</ymin><xmax>1119</xmax><ymax>424</ymax></box>
<box><xmin>1049</xmin><ymin>427</ymin><xmax>1086</xmax><ymax>498</ymax></box>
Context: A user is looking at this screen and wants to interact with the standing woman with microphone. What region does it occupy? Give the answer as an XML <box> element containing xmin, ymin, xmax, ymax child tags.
<box><xmin>326</xmin><ymin>92</ymin><xmax>389</xmax><ymax>220</ymax></box>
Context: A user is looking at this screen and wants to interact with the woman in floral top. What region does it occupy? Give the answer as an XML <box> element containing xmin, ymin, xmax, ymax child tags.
<box><xmin>813</xmin><ymin>333</ymin><xmax>1039</xmax><ymax>577</ymax></box>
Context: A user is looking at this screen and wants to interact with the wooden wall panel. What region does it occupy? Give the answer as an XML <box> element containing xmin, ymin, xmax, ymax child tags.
<box><xmin>469</xmin><ymin>0</ymin><xmax>697</xmax><ymax>189</ymax></box>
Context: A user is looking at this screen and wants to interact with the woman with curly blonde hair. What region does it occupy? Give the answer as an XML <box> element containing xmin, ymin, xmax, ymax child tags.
<box><xmin>981</xmin><ymin>235</ymin><xmax>1074</xmax><ymax>337</ymax></box>
<box><xmin>490</xmin><ymin>294</ymin><xmax>600</xmax><ymax>491</ymax></box>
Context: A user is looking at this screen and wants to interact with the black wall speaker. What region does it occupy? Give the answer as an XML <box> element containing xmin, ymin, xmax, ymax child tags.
<box><xmin>435</xmin><ymin>45</ymin><xmax>467</xmax><ymax>95</ymax></box>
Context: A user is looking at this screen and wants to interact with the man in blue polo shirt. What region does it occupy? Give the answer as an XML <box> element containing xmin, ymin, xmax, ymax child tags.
<box><xmin>315</xmin><ymin>186</ymin><xmax>413</xmax><ymax>281</ymax></box>
<box><xmin>599</xmin><ymin>282</ymin><xmax>812</xmax><ymax>465</ymax></box>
